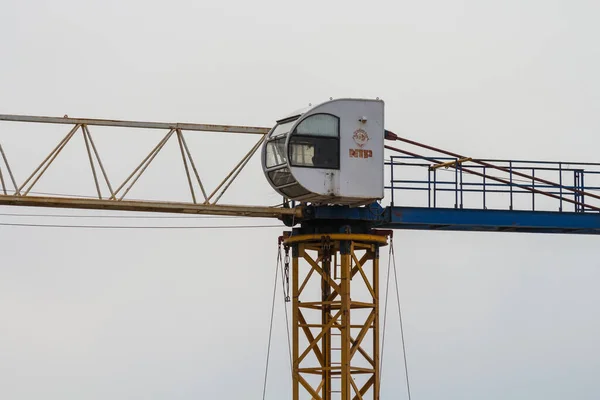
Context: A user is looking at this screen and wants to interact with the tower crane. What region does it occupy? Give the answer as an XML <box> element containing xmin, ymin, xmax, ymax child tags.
<box><xmin>1</xmin><ymin>98</ymin><xmax>600</xmax><ymax>399</ymax></box>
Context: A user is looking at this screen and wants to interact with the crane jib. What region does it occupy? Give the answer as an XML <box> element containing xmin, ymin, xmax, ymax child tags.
<box><xmin>2</xmin><ymin>105</ymin><xmax>600</xmax><ymax>234</ymax></box>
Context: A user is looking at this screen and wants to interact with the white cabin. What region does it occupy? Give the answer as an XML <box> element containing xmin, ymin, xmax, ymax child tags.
<box><xmin>261</xmin><ymin>98</ymin><xmax>385</xmax><ymax>206</ymax></box>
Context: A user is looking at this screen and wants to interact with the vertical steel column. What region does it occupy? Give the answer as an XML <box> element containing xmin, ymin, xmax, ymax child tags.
<box><xmin>286</xmin><ymin>233</ymin><xmax>388</xmax><ymax>400</ymax></box>
<box><xmin>372</xmin><ymin>246</ymin><xmax>380</xmax><ymax>400</ymax></box>
<box><xmin>340</xmin><ymin>240</ymin><xmax>351</xmax><ymax>400</ymax></box>
<box><xmin>292</xmin><ymin>243</ymin><xmax>300</xmax><ymax>400</ymax></box>
<box><xmin>322</xmin><ymin>239</ymin><xmax>332</xmax><ymax>400</ymax></box>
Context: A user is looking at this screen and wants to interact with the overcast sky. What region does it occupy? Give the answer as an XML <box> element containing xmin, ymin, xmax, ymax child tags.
<box><xmin>1</xmin><ymin>1</ymin><xmax>600</xmax><ymax>399</ymax></box>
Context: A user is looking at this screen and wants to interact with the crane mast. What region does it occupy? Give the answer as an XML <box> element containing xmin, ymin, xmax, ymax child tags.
<box><xmin>2</xmin><ymin>100</ymin><xmax>600</xmax><ymax>399</ymax></box>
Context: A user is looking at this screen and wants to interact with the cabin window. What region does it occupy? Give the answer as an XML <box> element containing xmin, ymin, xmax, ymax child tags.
<box><xmin>289</xmin><ymin>136</ymin><xmax>339</xmax><ymax>168</ymax></box>
<box><xmin>268</xmin><ymin>168</ymin><xmax>295</xmax><ymax>187</ymax></box>
<box><xmin>289</xmin><ymin>114</ymin><xmax>339</xmax><ymax>169</ymax></box>
<box><xmin>265</xmin><ymin>137</ymin><xmax>287</xmax><ymax>168</ymax></box>
<box><xmin>280</xmin><ymin>183</ymin><xmax>311</xmax><ymax>198</ymax></box>
<box><xmin>270</xmin><ymin>118</ymin><xmax>297</xmax><ymax>138</ymax></box>
<box><xmin>295</xmin><ymin>114</ymin><xmax>339</xmax><ymax>137</ymax></box>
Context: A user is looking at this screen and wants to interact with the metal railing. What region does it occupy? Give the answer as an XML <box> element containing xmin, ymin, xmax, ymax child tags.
<box><xmin>386</xmin><ymin>155</ymin><xmax>600</xmax><ymax>213</ymax></box>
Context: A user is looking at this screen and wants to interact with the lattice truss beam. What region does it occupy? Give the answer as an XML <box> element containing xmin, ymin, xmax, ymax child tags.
<box><xmin>289</xmin><ymin>234</ymin><xmax>385</xmax><ymax>400</ymax></box>
<box><xmin>0</xmin><ymin>115</ymin><xmax>299</xmax><ymax>218</ymax></box>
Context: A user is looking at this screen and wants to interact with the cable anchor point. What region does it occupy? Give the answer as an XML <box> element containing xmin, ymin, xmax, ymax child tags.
<box><xmin>283</xmin><ymin>244</ymin><xmax>291</xmax><ymax>302</ymax></box>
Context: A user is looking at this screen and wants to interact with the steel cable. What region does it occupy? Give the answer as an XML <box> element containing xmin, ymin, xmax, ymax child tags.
<box><xmin>262</xmin><ymin>245</ymin><xmax>281</xmax><ymax>399</ymax></box>
<box><xmin>391</xmin><ymin>239</ymin><xmax>413</xmax><ymax>400</ymax></box>
<box><xmin>278</xmin><ymin>247</ymin><xmax>293</xmax><ymax>380</ymax></box>
<box><xmin>380</xmin><ymin>238</ymin><xmax>412</xmax><ymax>400</ymax></box>
<box><xmin>380</xmin><ymin>241</ymin><xmax>393</xmax><ymax>383</ymax></box>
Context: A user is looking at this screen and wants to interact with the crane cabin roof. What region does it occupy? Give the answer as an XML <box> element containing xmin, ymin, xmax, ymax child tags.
<box><xmin>261</xmin><ymin>98</ymin><xmax>385</xmax><ymax>206</ymax></box>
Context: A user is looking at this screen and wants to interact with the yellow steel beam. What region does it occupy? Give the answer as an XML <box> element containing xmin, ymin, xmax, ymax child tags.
<box><xmin>352</xmin><ymin>252</ymin><xmax>376</xmax><ymax>299</ymax></box>
<box><xmin>372</xmin><ymin>249</ymin><xmax>380</xmax><ymax>400</ymax></box>
<box><xmin>0</xmin><ymin>114</ymin><xmax>270</xmax><ymax>135</ymax></box>
<box><xmin>285</xmin><ymin>233</ymin><xmax>388</xmax><ymax>246</ymax></box>
<box><xmin>340</xmin><ymin>247</ymin><xmax>351</xmax><ymax>400</ymax></box>
<box><xmin>297</xmin><ymin>310</ymin><xmax>325</xmax><ymax>366</ymax></box>
<box><xmin>297</xmin><ymin>310</ymin><xmax>343</xmax><ymax>364</ymax></box>
<box><xmin>429</xmin><ymin>157</ymin><xmax>472</xmax><ymax>170</ymax></box>
<box><xmin>0</xmin><ymin>195</ymin><xmax>301</xmax><ymax>219</ymax></box>
<box><xmin>331</xmin><ymin>320</ymin><xmax>376</xmax><ymax>368</ymax></box>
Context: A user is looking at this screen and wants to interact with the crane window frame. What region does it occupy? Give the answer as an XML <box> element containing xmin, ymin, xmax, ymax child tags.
<box><xmin>265</xmin><ymin>137</ymin><xmax>288</xmax><ymax>168</ymax></box>
<box><xmin>264</xmin><ymin>116</ymin><xmax>301</xmax><ymax>169</ymax></box>
<box><xmin>289</xmin><ymin>114</ymin><xmax>340</xmax><ymax>170</ymax></box>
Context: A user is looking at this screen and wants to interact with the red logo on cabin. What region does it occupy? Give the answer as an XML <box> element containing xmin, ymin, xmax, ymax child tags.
<box><xmin>349</xmin><ymin>149</ymin><xmax>373</xmax><ymax>159</ymax></box>
<box><xmin>353</xmin><ymin>129</ymin><xmax>369</xmax><ymax>148</ymax></box>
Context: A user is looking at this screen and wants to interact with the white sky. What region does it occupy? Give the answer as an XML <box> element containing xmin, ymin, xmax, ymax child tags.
<box><xmin>1</xmin><ymin>1</ymin><xmax>600</xmax><ymax>399</ymax></box>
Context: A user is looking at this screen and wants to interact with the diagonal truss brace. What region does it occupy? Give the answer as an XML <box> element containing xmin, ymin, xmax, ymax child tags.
<box><xmin>0</xmin><ymin>114</ymin><xmax>279</xmax><ymax>215</ymax></box>
<box><xmin>0</xmin><ymin>143</ymin><xmax>19</xmax><ymax>195</ymax></box>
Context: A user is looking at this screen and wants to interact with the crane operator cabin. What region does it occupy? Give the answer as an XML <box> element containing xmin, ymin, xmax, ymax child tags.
<box><xmin>261</xmin><ymin>98</ymin><xmax>385</xmax><ymax>206</ymax></box>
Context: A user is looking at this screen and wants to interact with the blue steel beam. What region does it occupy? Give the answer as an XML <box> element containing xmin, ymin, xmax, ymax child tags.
<box><xmin>308</xmin><ymin>205</ymin><xmax>600</xmax><ymax>235</ymax></box>
<box><xmin>383</xmin><ymin>207</ymin><xmax>600</xmax><ymax>234</ymax></box>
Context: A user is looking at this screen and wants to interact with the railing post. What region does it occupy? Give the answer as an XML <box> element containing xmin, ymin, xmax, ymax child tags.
<box><xmin>454</xmin><ymin>158</ymin><xmax>458</xmax><ymax>209</ymax></box>
<box><xmin>428</xmin><ymin>168</ymin><xmax>431</xmax><ymax>208</ymax></box>
<box><xmin>483</xmin><ymin>166</ymin><xmax>486</xmax><ymax>209</ymax></box>
<box><xmin>459</xmin><ymin>163</ymin><xmax>464</xmax><ymax>209</ymax></box>
<box><xmin>509</xmin><ymin>161</ymin><xmax>513</xmax><ymax>210</ymax></box>
<box><xmin>574</xmin><ymin>170</ymin><xmax>579</xmax><ymax>212</ymax></box>
<box><xmin>574</xmin><ymin>169</ymin><xmax>585</xmax><ymax>213</ymax></box>
<box><xmin>559</xmin><ymin>162</ymin><xmax>563</xmax><ymax>212</ymax></box>
<box><xmin>433</xmin><ymin>169</ymin><xmax>437</xmax><ymax>208</ymax></box>
<box><xmin>581</xmin><ymin>171</ymin><xmax>586</xmax><ymax>212</ymax></box>
<box><xmin>532</xmin><ymin>168</ymin><xmax>535</xmax><ymax>211</ymax></box>
<box><xmin>390</xmin><ymin>156</ymin><xmax>395</xmax><ymax>207</ymax></box>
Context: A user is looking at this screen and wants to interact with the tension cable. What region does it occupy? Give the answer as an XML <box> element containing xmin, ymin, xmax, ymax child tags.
<box><xmin>262</xmin><ymin>239</ymin><xmax>293</xmax><ymax>399</ymax></box>
<box><xmin>380</xmin><ymin>237</ymin><xmax>413</xmax><ymax>400</ymax></box>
